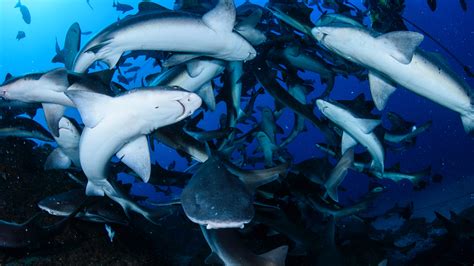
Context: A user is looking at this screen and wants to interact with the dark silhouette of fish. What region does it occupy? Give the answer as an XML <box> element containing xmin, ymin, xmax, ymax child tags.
<box><xmin>52</xmin><ymin>22</ymin><xmax>82</xmax><ymax>70</ymax></box>
<box><xmin>113</xmin><ymin>0</ymin><xmax>133</xmax><ymax>13</ymax></box>
<box><xmin>16</xmin><ymin>30</ymin><xmax>25</xmax><ymax>40</ymax></box>
<box><xmin>0</xmin><ymin>198</ymin><xmax>93</xmax><ymax>248</ymax></box>
<box><xmin>460</xmin><ymin>0</ymin><xmax>467</xmax><ymax>11</ymax></box>
<box><xmin>15</xmin><ymin>0</ymin><xmax>31</xmax><ymax>24</ymax></box>
<box><xmin>427</xmin><ymin>0</ymin><xmax>437</xmax><ymax>11</ymax></box>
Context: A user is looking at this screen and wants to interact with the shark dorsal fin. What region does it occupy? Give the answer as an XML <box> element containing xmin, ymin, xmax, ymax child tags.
<box><xmin>376</xmin><ymin>31</ymin><xmax>424</xmax><ymax>64</ymax></box>
<box><xmin>138</xmin><ymin>1</ymin><xmax>170</xmax><ymax>13</ymax></box>
<box><xmin>65</xmin><ymin>90</ymin><xmax>112</xmax><ymax>128</ymax></box>
<box><xmin>4</xmin><ymin>73</ymin><xmax>13</xmax><ymax>83</ymax></box>
<box><xmin>202</xmin><ymin>0</ymin><xmax>236</xmax><ymax>32</ymax></box>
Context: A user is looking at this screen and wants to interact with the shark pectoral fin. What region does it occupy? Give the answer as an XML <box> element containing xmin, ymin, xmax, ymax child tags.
<box><xmin>356</xmin><ymin>118</ymin><xmax>381</xmax><ymax>134</ymax></box>
<box><xmin>44</xmin><ymin>148</ymin><xmax>71</xmax><ymax>170</ymax></box>
<box><xmin>341</xmin><ymin>131</ymin><xmax>358</xmax><ymax>155</ymax></box>
<box><xmin>186</xmin><ymin>60</ymin><xmax>205</xmax><ymax>78</ymax></box>
<box><xmin>42</xmin><ymin>103</ymin><xmax>67</xmax><ymax>137</ymax></box>
<box><xmin>202</xmin><ymin>0</ymin><xmax>236</xmax><ymax>32</ymax></box>
<box><xmin>461</xmin><ymin>113</ymin><xmax>474</xmax><ymax>134</ymax></box>
<box><xmin>117</xmin><ymin>136</ymin><xmax>151</xmax><ymax>183</ymax></box>
<box><xmin>259</xmin><ymin>245</ymin><xmax>288</xmax><ymax>265</ymax></box>
<box><xmin>377</xmin><ymin>31</ymin><xmax>424</xmax><ymax>64</ymax></box>
<box><xmin>368</xmin><ymin>71</ymin><xmax>397</xmax><ymax>110</ymax></box>
<box><xmin>86</xmin><ymin>181</ymin><xmax>105</xmax><ymax>196</ymax></box>
<box><xmin>163</xmin><ymin>53</ymin><xmax>201</xmax><ymax>68</ymax></box>
<box><xmin>65</xmin><ymin>90</ymin><xmax>112</xmax><ymax>128</ymax></box>
<box><xmin>197</xmin><ymin>82</ymin><xmax>216</xmax><ymax>111</ymax></box>
<box><xmin>41</xmin><ymin>68</ymin><xmax>69</xmax><ymax>90</ymax></box>
<box><xmin>205</xmin><ymin>252</ymin><xmax>223</xmax><ymax>265</ymax></box>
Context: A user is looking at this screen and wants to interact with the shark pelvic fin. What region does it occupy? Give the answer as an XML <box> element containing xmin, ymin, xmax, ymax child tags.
<box><xmin>341</xmin><ymin>131</ymin><xmax>357</xmax><ymax>155</ymax></box>
<box><xmin>368</xmin><ymin>71</ymin><xmax>397</xmax><ymax>110</ymax></box>
<box><xmin>117</xmin><ymin>135</ymin><xmax>151</xmax><ymax>183</ymax></box>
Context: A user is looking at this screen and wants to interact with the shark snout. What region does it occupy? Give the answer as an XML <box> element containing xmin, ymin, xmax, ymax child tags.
<box><xmin>311</xmin><ymin>27</ymin><xmax>328</xmax><ymax>42</ymax></box>
<box><xmin>177</xmin><ymin>93</ymin><xmax>202</xmax><ymax>120</ymax></box>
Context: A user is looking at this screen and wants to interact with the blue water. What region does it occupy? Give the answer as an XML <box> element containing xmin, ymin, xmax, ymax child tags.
<box><xmin>0</xmin><ymin>0</ymin><xmax>473</xmax><ymax>226</ymax></box>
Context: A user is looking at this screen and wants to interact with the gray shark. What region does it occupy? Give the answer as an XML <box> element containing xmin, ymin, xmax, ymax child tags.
<box><xmin>38</xmin><ymin>189</ymin><xmax>129</xmax><ymax>226</ymax></box>
<box><xmin>181</xmin><ymin>154</ymin><xmax>286</xmax><ymax>229</ymax></box>
<box><xmin>181</xmin><ymin>156</ymin><xmax>254</xmax><ymax>229</ymax></box>
<box><xmin>148</xmin><ymin>59</ymin><xmax>225</xmax><ymax>110</ymax></box>
<box><xmin>201</xmin><ymin>226</ymin><xmax>288</xmax><ymax>266</ymax></box>
<box><xmin>317</xmin><ymin>99</ymin><xmax>384</xmax><ymax>174</ymax></box>
<box><xmin>0</xmin><ymin>68</ymin><xmax>72</xmax><ymax>136</ymax></box>
<box><xmin>52</xmin><ymin>22</ymin><xmax>82</xmax><ymax>70</ymax></box>
<box><xmin>65</xmin><ymin>87</ymin><xmax>201</xmax><ymax>196</ymax></box>
<box><xmin>73</xmin><ymin>0</ymin><xmax>256</xmax><ymax>72</ymax></box>
<box><xmin>324</xmin><ymin>148</ymin><xmax>354</xmax><ymax>202</ymax></box>
<box><xmin>0</xmin><ymin>117</ymin><xmax>53</xmax><ymax>142</ymax></box>
<box><xmin>44</xmin><ymin>117</ymin><xmax>81</xmax><ymax>170</ymax></box>
<box><xmin>312</xmin><ymin>20</ymin><xmax>474</xmax><ymax>133</ymax></box>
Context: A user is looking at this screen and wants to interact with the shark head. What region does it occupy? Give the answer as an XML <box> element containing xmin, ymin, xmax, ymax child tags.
<box><xmin>0</xmin><ymin>73</ymin><xmax>41</xmax><ymax>101</ymax></box>
<box><xmin>311</xmin><ymin>26</ymin><xmax>354</xmax><ymax>53</ymax></box>
<box><xmin>226</xmin><ymin>33</ymin><xmax>257</xmax><ymax>62</ymax></box>
<box><xmin>122</xmin><ymin>87</ymin><xmax>202</xmax><ymax>134</ymax></box>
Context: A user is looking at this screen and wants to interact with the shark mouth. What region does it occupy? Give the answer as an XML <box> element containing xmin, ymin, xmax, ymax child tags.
<box><xmin>176</xmin><ymin>100</ymin><xmax>188</xmax><ymax>121</ymax></box>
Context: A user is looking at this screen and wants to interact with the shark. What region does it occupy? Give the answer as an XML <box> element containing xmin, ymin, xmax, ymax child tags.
<box><xmin>73</xmin><ymin>0</ymin><xmax>256</xmax><ymax>73</ymax></box>
<box><xmin>201</xmin><ymin>226</ymin><xmax>288</xmax><ymax>266</ymax></box>
<box><xmin>0</xmin><ymin>68</ymin><xmax>72</xmax><ymax>136</ymax></box>
<box><xmin>0</xmin><ymin>117</ymin><xmax>53</xmax><ymax>142</ymax></box>
<box><xmin>65</xmin><ymin>87</ymin><xmax>201</xmax><ymax>196</ymax></box>
<box><xmin>181</xmin><ymin>154</ymin><xmax>287</xmax><ymax>229</ymax></box>
<box><xmin>44</xmin><ymin>117</ymin><xmax>81</xmax><ymax>170</ymax></box>
<box><xmin>312</xmin><ymin>19</ymin><xmax>474</xmax><ymax>133</ymax></box>
<box><xmin>316</xmin><ymin>99</ymin><xmax>385</xmax><ymax>174</ymax></box>
<box><xmin>52</xmin><ymin>22</ymin><xmax>82</xmax><ymax>70</ymax></box>
<box><xmin>147</xmin><ymin>59</ymin><xmax>225</xmax><ymax>110</ymax></box>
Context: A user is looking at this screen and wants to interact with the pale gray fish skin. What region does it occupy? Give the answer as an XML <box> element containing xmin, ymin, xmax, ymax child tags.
<box><xmin>324</xmin><ymin>148</ymin><xmax>354</xmax><ymax>202</ymax></box>
<box><xmin>317</xmin><ymin>99</ymin><xmax>384</xmax><ymax>174</ymax></box>
<box><xmin>150</xmin><ymin>59</ymin><xmax>224</xmax><ymax>109</ymax></box>
<box><xmin>66</xmin><ymin>88</ymin><xmax>201</xmax><ymax>197</ymax></box>
<box><xmin>200</xmin><ymin>226</ymin><xmax>288</xmax><ymax>266</ymax></box>
<box><xmin>181</xmin><ymin>156</ymin><xmax>254</xmax><ymax>229</ymax></box>
<box><xmin>312</xmin><ymin>22</ymin><xmax>474</xmax><ymax>133</ymax></box>
<box><xmin>0</xmin><ymin>68</ymin><xmax>72</xmax><ymax>107</ymax></box>
<box><xmin>73</xmin><ymin>0</ymin><xmax>256</xmax><ymax>73</ymax></box>
<box><xmin>44</xmin><ymin>117</ymin><xmax>81</xmax><ymax>170</ymax></box>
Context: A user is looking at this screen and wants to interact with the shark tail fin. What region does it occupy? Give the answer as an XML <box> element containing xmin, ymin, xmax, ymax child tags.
<box><xmin>259</xmin><ymin>245</ymin><xmax>288</xmax><ymax>266</ymax></box>
<box><xmin>86</xmin><ymin>181</ymin><xmax>105</xmax><ymax>196</ymax></box>
<box><xmin>460</xmin><ymin>109</ymin><xmax>474</xmax><ymax>134</ymax></box>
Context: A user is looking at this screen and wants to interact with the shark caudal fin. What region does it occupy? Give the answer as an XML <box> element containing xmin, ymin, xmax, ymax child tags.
<box><xmin>259</xmin><ymin>245</ymin><xmax>288</xmax><ymax>266</ymax></box>
<box><xmin>460</xmin><ymin>109</ymin><xmax>474</xmax><ymax>134</ymax></box>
